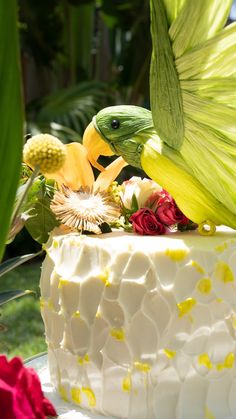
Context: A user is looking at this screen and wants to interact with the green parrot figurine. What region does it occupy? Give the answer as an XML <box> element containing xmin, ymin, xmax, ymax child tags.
<box><xmin>83</xmin><ymin>0</ymin><xmax>236</xmax><ymax>235</ymax></box>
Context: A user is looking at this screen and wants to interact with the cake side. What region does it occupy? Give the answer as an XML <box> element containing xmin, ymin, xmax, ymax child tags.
<box><xmin>40</xmin><ymin>229</ymin><xmax>236</xmax><ymax>419</ymax></box>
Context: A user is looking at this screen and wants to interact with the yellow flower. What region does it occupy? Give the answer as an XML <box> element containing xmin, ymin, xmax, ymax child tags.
<box><xmin>48</xmin><ymin>141</ymin><xmax>127</xmax><ymax>192</ymax></box>
<box><xmin>23</xmin><ymin>134</ymin><xmax>66</xmax><ymax>174</ymax></box>
<box><xmin>48</xmin><ymin>141</ymin><xmax>127</xmax><ymax>233</ymax></box>
<box><xmin>83</xmin><ymin>121</ymin><xmax>114</xmax><ymax>171</ymax></box>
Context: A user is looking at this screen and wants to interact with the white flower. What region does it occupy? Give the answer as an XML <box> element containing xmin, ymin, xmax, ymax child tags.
<box><xmin>51</xmin><ymin>186</ymin><xmax>120</xmax><ymax>234</ymax></box>
<box><xmin>121</xmin><ymin>176</ymin><xmax>162</xmax><ymax>210</ymax></box>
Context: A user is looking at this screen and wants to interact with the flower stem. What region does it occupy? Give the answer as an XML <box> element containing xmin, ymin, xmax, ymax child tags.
<box><xmin>11</xmin><ymin>166</ymin><xmax>40</xmax><ymax>225</ymax></box>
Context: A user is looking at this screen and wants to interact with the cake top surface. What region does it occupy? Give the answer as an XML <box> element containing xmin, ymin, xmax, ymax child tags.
<box><xmin>50</xmin><ymin>226</ymin><xmax>236</xmax><ymax>253</ymax></box>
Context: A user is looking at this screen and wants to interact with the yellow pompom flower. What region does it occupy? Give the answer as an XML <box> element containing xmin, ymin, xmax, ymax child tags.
<box><xmin>23</xmin><ymin>134</ymin><xmax>66</xmax><ymax>174</ymax></box>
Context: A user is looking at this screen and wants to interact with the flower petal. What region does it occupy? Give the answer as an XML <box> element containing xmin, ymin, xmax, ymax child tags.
<box><xmin>0</xmin><ymin>355</ymin><xmax>22</xmax><ymax>386</ymax></box>
<box><xmin>83</xmin><ymin>122</ymin><xmax>114</xmax><ymax>171</ymax></box>
<box><xmin>46</xmin><ymin>143</ymin><xmax>95</xmax><ymax>190</ymax></box>
<box><xmin>94</xmin><ymin>156</ymin><xmax>128</xmax><ymax>191</ymax></box>
<box><xmin>42</xmin><ymin>397</ymin><xmax>57</xmax><ymax>416</ymax></box>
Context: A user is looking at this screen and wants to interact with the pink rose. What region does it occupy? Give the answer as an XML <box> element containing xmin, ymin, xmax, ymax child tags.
<box><xmin>0</xmin><ymin>355</ymin><xmax>57</xmax><ymax>419</ymax></box>
<box><xmin>130</xmin><ymin>208</ymin><xmax>166</xmax><ymax>235</ymax></box>
<box><xmin>144</xmin><ymin>190</ymin><xmax>161</xmax><ymax>211</ymax></box>
<box><xmin>156</xmin><ymin>200</ymin><xmax>188</xmax><ymax>226</ymax></box>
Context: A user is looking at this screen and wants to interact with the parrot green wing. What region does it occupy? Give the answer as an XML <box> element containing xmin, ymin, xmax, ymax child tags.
<box><xmin>162</xmin><ymin>0</ymin><xmax>186</xmax><ymax>26</ymax></box>
<box><xmin>150</xmin><ymin>0</ymin><xmax>184</xmax><ymax>150</ymax></box>
<box><xmin>150</xmin><ymin>0</ymin><xmax>236</xmax><ymax>214</ymax></box>
<box><xmin>150</xmin><ymin>0</ymin><xmax>234</xmax><ymax>149</ymax></box>
<box><xmin>169</xmin><ymin>0</ymin><xmax>232</xmax><ymax>58</ymax></box>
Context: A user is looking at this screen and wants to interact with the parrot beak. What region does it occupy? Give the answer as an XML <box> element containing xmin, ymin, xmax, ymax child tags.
<box><xmin>83</xmin><ymin>122</ymin><xmax>114</xmax><ymax>171</ymax></box>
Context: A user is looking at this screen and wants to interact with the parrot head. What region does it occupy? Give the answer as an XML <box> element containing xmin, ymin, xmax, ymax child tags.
<box><xmin>83</xmin><ymin>105</ymin><xmax>155</xmax><ymax>170</ymax></box>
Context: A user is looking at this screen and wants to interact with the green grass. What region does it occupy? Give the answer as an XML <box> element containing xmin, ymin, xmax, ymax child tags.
<box><xmin>0</xmin><ymin>261</ymin><xmax>47</xmax><ymax>360</ymax></box>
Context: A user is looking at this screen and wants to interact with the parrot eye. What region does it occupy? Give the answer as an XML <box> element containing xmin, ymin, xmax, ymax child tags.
<box><xmin>111</xmin><ymin>119</ymin><xmax>120</xmax><ymax>129</ymax></box>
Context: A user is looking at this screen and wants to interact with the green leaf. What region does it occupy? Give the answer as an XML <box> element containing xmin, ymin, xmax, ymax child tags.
<box><xmin>99</xmin><ymin>222</ymin><xmax>112</xmax><ymax>233</ymax></box>
<box><xmin>0</xmin><ymin>1</ymin><xmax>24</xmax><ymax>260</ymax></box>
<box><xmin>20</xmin><ymin>177</ymin><xmax>59</xmax><ymax>244</ymax></box>
<box><xmin>0</xmin><ymin>252</ymin><xmax>43</xmax><ymax>278</ymax></box>
<box><xmin>24</xmin><ymin>179</ymin><xmax>59</xmax><ymax>244</ymax></box>
<box><xmin>23</xmin><ymin>178</ymin><xmax>43</xmax><ymax>206</ymax></box>
<box><xmin>0</xmin><ymin>290</ymin><xmax>34</xmax><ymax>307</ymax></box>
<box><xmin>170</xmin><ymin>0</ymin><xmax>233</xmax><ymax>58</ymax></box>
<box><xmin>25</xmin><ymin>199</ymin><xmax>59</xmax><ymax>244</ymax></box>
<box><xmin>150</xmin><ymin>0</ymin><xmax>184</xmax><ymax>149</ymax></box>
<box><xmin>131</xmin><ymin>194</ymin><xmax>139</xmax><ymax>212</ymax></box>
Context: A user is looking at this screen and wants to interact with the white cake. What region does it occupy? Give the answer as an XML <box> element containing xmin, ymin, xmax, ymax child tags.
<box><xmin>40</xmin><ymin>228</ymin><xmax>236</xmax><ymax>419</ymax></box>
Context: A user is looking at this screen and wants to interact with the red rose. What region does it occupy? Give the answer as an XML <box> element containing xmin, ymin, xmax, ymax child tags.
<box><xmin>156</xmin><ymin>200</ymin><xmax>188</xmax><ymax>226</ymax></box>
<box><xmin>130</xmin><ymin>208</ymin><xmax>166</xmax><ymax>235</ymax></box>
<box><xmin>0</xmin><ymin>355</ymin><xmax>57</xmax><ymax>419</ymax></box>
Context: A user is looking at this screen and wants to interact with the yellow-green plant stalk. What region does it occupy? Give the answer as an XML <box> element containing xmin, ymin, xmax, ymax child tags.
<box><xmin>82</xmin><ymin>0</ymin><xmax>236</xmax><ymax>234</ymax></box>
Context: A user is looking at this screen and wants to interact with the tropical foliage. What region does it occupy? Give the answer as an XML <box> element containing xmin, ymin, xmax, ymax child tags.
<box><xmin>19</xmin><ymin>0</ymin><xmax>151</xmax><ymax>142</ymax></box>
<box><xmin>0</xmin><ymin>2</ymin><xmax>24</xmax><ymax>261</ymax></box>
<box><xmin>0</xmin><ymin>1</ymin><xmax>34</xmax><ymax>309</ymax></box>
<box><xmin>26</xmin><ymin>81</ymin><xmax>115</xmax><ymax>142</ymax></box>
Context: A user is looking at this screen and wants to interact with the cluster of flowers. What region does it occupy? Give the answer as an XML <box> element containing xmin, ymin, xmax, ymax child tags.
<box><xmin>20</xmin><ymin>134</ymin><xmax>197</xmax><ymax>239</ymax></box>
<box><xmin>0</xmin><ymin>355</ymin><xmax>57</xmax><ymax>419</ymax></box>
<box><xmin>119</xmin><ymin>176</ymin><xmax>197</xmax><ymax>235</ymax></box>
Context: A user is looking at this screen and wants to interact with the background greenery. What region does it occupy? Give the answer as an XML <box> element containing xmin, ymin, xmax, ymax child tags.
<box><xmin>0</xmin><ymin>261</ymin><xmax>45</xmax><ymax>359</ymax></box>
<box><xmin>1</xmin><ymin>0</ymin><xmax>236</xmax><ymax>360</ymax></box>
<box><xmin>20</xmin><ymin>0</ymin><xmax>151</xmax><ymax>141</ymax></box>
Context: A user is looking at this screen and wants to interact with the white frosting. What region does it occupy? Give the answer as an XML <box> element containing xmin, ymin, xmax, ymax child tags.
<box><xmin>40</xmin><ymin>227</ymin><xmax>236</xmax><ymax>419</ymax></box>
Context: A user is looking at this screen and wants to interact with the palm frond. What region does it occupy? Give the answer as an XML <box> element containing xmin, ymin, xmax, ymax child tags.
<box><xmin>27</xmin><ymin>81</ymin><xmax>114</xmax><ymax>137</ymax></box>
<box><xmin>26</xmin><ymin>122</ymin><xmax>81</xmax><ymax>144</ymax></box>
